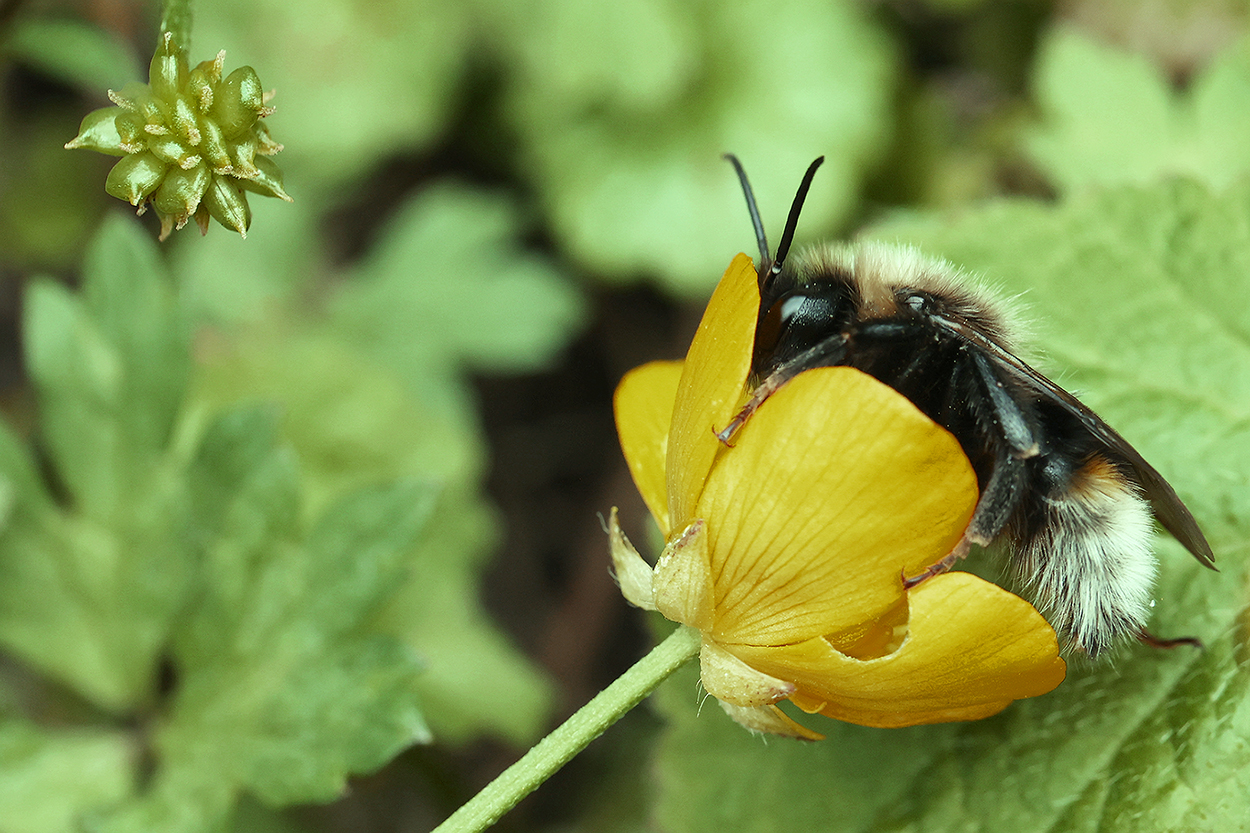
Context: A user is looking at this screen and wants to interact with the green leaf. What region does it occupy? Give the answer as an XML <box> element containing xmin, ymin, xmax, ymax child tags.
<box><xmin>649</xmin><ymin>179</ymin><xmax>1250</xmax><ymax>831</ymax></box>
<box><xmin>190</xmin><ymin>0</ymin><xmax>470</xmax><ymax>188</ymax></box>
<box><xmin>490</xmin><ymin>0</ymin><xmax>896</xmax><ymax>293</ymax></box>
<box><xmin>0</xmin><ymin>215</ymin><xmax>192</xmax><ymax>711</ymax></box>
<box><xmin>190</xmin><ymin>329</ymin><xmax>555</xmax><ymax>745</ymax></box>
<box><xmin>27</xmin><ymin>212</ymin><xmax>189</xmax><ymax>517</ymax></box>
<box><xmin>4</xmin><ymin>17</ymin><xmax>141</xmax><ymax>91</ymax></box>
<box><xmin>171</xmin><ymin>197</ymin><xmax>319</xmax><ymax>327</ymax></box>
<box><xmin>191</xmin><ymin>330</ymin><xmax>481</xmax><ymax>516</ymax></box>
<box><xmin>0</xmin><ymin>718</ymin><xmax>133</xmax><ymax>833</ymax></box>
<box><xmin>1027</xmin><ymin>27</ymin><xmax>1250</xmax><ymax>191</ymax></box>
<box><xmin>98</xmin><ymin>408</ymin><xmax>436</xmax><ymax>832</ymax></box>
<box><xmin>378</xmin><ymin>487</ymin><xmax>554</xmax><ymax>745</ymax></box>
<box><xmin>330</xmin><ymin>183</ymin><xmax>585</xmax><ymax>418</ymax></box>
<box><xmin>1</xmin><ymin>214</ymin><xmax>447</xmax><ymax>831</ymax></box>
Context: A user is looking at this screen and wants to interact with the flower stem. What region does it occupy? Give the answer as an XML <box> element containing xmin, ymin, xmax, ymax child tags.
<box><xmin>160</xmin><ymin>0</ymin><xmax>193</xmax><ymax>50</ymax></box>
<box><xmin>433</xmin><ymin>624</ymin><xmax>702</xmax><ymax>833</ymax></box>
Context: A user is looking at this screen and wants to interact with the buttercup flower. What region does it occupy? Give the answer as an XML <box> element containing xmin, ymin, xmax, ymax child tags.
<box><xmin>66</xmin><ymin>33</ymin><xmax>291</xmax><ymax>240</ymax></box>
<box><xmin>609</xmin><ymin>253</ymin><xmax>1065</xmax><ymax>738</ymax></box>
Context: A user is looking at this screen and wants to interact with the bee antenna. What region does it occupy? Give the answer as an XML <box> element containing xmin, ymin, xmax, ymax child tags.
<box><xmin>723</xmin><ymin>154</ymin><xmax>771</xmax><ymax>266</ymax></box>
<box><xmin>772</xmin><ymin>156</ymin><xmax>824</xmax><ymax>277</ymax></box>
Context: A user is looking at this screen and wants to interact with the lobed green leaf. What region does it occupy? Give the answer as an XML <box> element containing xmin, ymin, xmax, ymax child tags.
<box><xmin>189</xmin><ymin>328</ymin><xmax>555</xmax><ymax>746</ymax></box>
<box><xmin>2</xmin><ymin>215</ymin><xmax>192</xmax><ymax>711</ymax></box>
<box><xmin>331</xmin><ymin>184</ymin><xmax>586</xmax><ymax>418</ymax></box>
<box><xmin>1028</xmin><ymin>28</ymin><xmax>1250</xmax><ymax>192</ymax></box>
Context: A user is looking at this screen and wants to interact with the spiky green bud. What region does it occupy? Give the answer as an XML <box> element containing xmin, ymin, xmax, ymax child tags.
<box><xmin>66</xmin><ymin>32</ymin><xmax>290</xmax><ymax>240</ymax></box>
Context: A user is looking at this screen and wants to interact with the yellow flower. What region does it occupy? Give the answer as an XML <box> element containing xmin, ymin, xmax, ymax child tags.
<box><xmin>609</xmin><ymin>253</ymin><xmax>1065</xmax><ymax>739</ymax></box>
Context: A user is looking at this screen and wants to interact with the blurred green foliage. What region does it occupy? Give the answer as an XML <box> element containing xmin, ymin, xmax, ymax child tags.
<box><xmin>1</xmin><ymin>0</ymin><xmax>1249</xmax><ymax>831</ymax></box>
<box><xmin>1028</xmin><ymin>27</ymin><xmax>1250</xmax><ymax>190</ymax></box>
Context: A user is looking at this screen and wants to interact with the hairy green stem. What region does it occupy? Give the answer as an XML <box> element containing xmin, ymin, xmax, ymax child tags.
<box><xmin>433</xmin><ymin>624</ymin><xmax>702</xmax><ymax>832</ymax></box>
<box><xmin>159</xmin><ymin>0</ymin><xmax>192</xmax><ymax>50</ymax></box>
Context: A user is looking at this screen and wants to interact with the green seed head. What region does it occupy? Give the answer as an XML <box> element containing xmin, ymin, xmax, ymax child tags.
<box><xmin>66</xmin><ymin>33</ymin><xmax>289</xmax><ymax>240</ymax></box>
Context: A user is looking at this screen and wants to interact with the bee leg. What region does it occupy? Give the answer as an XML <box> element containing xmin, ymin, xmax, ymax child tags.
<box><xmin>1137</xmin><ymin>629</ymin><xmax>1203</xmax><ymax>650</ymax></box>
<box><xmin>905</xmin><ymin>351</ymin><xmax>1038</xmax><ymax>588</ymax></box>
<box><xmin>716</xmin><ymin>371</ymin><xmax>791</xmax><ymax>445</ymax></box>
<box><xmin>902</xmin><ymin>445</ymin><xmax>1030</xmax><ymax>587</ymax></box>
<box><xmin>901</xmin><ymin>536</ymin><xmax>971</xmax><ymax>588</ymax></box>
<box><xmin>717</xmin><ymin>335</ymin><xmax>849</xmax><ymax>445</ymax></box>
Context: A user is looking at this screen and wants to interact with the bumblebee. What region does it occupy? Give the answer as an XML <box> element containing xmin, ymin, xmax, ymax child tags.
<box><xmin>720</xmin><ymin>155</ymin><xmax>1215</xmax><ymax>657</ymax></box>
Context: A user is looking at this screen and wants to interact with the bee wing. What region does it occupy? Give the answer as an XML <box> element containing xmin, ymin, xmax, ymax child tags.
<box><xmin>946</xmin><ymin>320</ymin><xmax>1216</xmax><ymax>569</ymax></box>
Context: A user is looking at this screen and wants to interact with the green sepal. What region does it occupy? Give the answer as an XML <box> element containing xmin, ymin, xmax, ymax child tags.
<box><xmin>64</xmin><ymin>106</ymin><xmax>126</xmax><ymax>156</ymax></box>
<box><xmin>203</xmin><ymin>175</ymin><xmax>251</xmax><ymax>235</ymax></box>
<box><xmin>238</xmin><ymin>155</ymin><xmax>292</xmax><ymax>202</ymax></box>
<box><xmin>153</xmin><ymin>160</ymin><xmax>211</xmax><ymax>220</ymax></box>
<box><xmin>111</xmin><ymin>80</ymin><xmax>166</xmax><ymax>128</ymax></box>
<box><xmin>230</xmin><ymin>130</ymin><xmax>258</xmax><ymax>176</ymax></box>
<box><xmin>106</xmin><ymin>80</ymin><xmax>148</xmax><ymax>113</ymax></box>
<box><xmin>104</xmin><ymin>151</ymin><xmax>167</xmax><ymax>205</ymax></box>
<box><xmin>254</xmin><ymin>120</ymin><xmax>283</xmax><ymax>155</ymax></box>
<box><xmin>187</xmin><ymin>58</ymin><xmax>221</xmax><ymax>112</ymax></box>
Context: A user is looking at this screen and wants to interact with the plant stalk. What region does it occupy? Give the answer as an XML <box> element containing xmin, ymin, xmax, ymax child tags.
<box><xmin>160</xmin><ymin>0</ymin><xmax>192</xmax><ymax>51</ymax></box>
<box><xmin>433</xmin><ymin>624</ymin><xmax>702</xmax><ymax>832</ymax></box>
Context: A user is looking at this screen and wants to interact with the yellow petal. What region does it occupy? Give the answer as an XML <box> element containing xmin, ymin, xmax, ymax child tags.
<box><xmin>698</xmin><ymin>367</ymin><xmax>977</xmax><ymax>646</ymax></box>
<box><xmin>727</xmin><ymin>572</ymin><xmax>1066</xmax><ymax>729</ymax></box>
<box><xmin>614</xmin><ymin>360</ymin><xmax>684</xmax><ymax>535</ymax></box>
<box><xmin>666</xmin><ymin>254</ymin><xmax>758</xmax><ymax>529</ymax></box>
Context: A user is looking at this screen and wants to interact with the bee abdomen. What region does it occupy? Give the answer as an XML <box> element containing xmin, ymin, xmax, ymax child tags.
<box><xmin>1009</xmin><ymin>457</ymin><xmax>1157</xmax><ymax>657</ymax></box>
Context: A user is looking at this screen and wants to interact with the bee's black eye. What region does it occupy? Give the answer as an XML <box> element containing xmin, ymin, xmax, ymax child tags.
<box><xmin>775</xmin><ymin>294</ymin><xmax>812</xmax><ymax>326</ymax></box>
<box><xmin>755</xmin><ymin>291</ymin><xmax>844</xmax><ymax>367</ymax></box>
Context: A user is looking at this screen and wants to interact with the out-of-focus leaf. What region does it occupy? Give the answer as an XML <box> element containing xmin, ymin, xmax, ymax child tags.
<box><xmin>3</xmin><ymin>18</ymin><xmax>140</xmax><ymax>91</ymax></box>
<box><xmin>486</xmin><ymin>0</ymin><xmax>896</xmax><ymax>294</ymax></box>
<box><xmin>190</xmin><ymin>329</ymin><xmax>554</xmax><ymax>745</ymax></box>
<box><xmin>191</xmin><ymin>329</ymin><xmax>480</xmax><ymax>515</ymax></box>
<box><xmin>228</xmin><ymin>798</ymin><xmax>310</xmax><ymax>833</ymax></box>
<box><xmin>379</xmin><ymin>486</ymin><xmax>554</xmax><ymax>745</ymax></box>
<box><xmin>98</xmin><ymin>409</ymin><xmax>435</xmax><ymax>833</ymax></box>
<box><xmin>0</xmin><ymin>113</ymin><xmax>106</xmax><ymax>271</ymax></box>
<box><xmin>192</xmin><ymin>0</ymin><xmax>470</xmax><ymax>191</ymax></box>
<box><xmin>0</xmin><ymin>718</ymin><xmax>133</xmax><ymax>833</ymax></box>
<box><xmin>647</xmin><ymin>179</ymin><xmax>1249</xmax><ymax>832</ymax></box>
<box><xmin>29</xmin><ymin>212</ymin><xmax>189</xmax><ymax>513</ymax></box>
<box><xmin>0</xmin><ymin>214</ymin><xmax>191</xmax><ymax>711</ymax></box>
<box><xmin>171</xmin><ymin>197</ymin><xmax>322</xmax><ymax>327</ymax></box>
<box><xmin>186</xmin><ymin>183</ymin><xmax>573</xmax><ymax>744</ymax></box>
<box><xmin>0</xmin><ymin>216</ymin><xmax>461</xmax><ymax>831</ymax></box>
<box><xmin>329</xmin><ymin>183</ymin><xmax>585</xmax><ymax>418</ymax></box>
<box><xmin>1028</xmin><ymin>27</ymin><xmax>1250</xmax><ymax>191</ymax></box>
